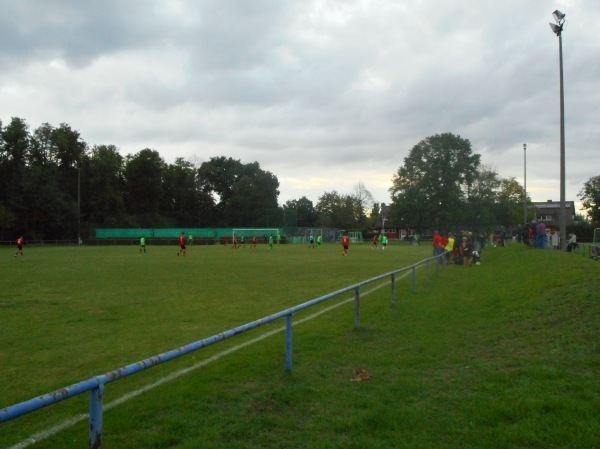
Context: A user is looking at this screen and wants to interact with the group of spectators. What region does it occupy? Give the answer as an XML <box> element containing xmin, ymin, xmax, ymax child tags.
<box><xmin>517</xmin><ymin>221</ymin><xmax>578</xmax><ymax>251</ymax></box>
<box><xmin>517</xmin><ymin>221</ymin><xmax>549</xmax><ymax>248</ymax></box>
<box><xmin>433</xmin><ymin>231</ymin><xmax>486</xmax><ymax>267</ymax></box>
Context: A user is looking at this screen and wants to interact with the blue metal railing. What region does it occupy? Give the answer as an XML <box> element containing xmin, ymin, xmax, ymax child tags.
<box><xmin>1</xmin><ymin>253</ymin><xmax>445</xmax><ymax>449</ymax></box>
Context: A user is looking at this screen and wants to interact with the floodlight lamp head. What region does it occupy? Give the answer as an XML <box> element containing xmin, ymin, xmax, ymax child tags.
<box><xmin>552</xmin><ymin>10</ymin><xmax>565</xmax><ymax>24</ymax></box>
<box><xmin>549</xmin><ymin>22</ymin><xmax>562</xmax><ymax>36</ymax></box>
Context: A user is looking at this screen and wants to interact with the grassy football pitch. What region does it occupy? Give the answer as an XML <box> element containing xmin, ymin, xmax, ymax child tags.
<box><xmin>1</xmin><ymin>241</ymin><xmax>599</xmax><ymax>448</ymax></box>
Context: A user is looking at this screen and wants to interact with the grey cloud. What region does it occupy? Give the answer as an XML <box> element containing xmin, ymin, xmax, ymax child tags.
<box><xmin>1</xmin><ymin>0</ymin><xmax>598</xmax><ymax>206</ymax></box>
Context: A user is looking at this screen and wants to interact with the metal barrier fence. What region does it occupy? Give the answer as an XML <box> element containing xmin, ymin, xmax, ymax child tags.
<box><xmin>1</xmin><ymin>253</ymin><xmax>445</xmax><ymax>448</ymax></box>
<box><xmin>572</xmin><ymin>242</ymin><xmax>600</xmax><ymax>259</ymax></box>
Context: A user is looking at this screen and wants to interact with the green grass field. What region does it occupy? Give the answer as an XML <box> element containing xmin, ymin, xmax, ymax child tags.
<box><xmin>1</xmin><ymin>241</ymin><xmax>599</xmax><ymax>448</ymax></box>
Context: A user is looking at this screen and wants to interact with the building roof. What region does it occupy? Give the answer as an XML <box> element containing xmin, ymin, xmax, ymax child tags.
<box><xmin>532</xmin><ymin>200</ymin><xmax>575</xmax><ymax>209</ymax></box>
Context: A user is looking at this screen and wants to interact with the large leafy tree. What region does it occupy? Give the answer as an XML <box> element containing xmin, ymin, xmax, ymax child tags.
<box><xmin>51</xmin><ymin>123</ymin><xmax>87</xmax><ymax>169</ymax></box>
<box><xmin>198</xmin><ymin>157</ymin><xmax>279</xmax><ymax>226</ymax></box>
<box><xmin>124</xmin><ymin>149</ymin><xmax>166</xmax><ymax>227</ymax></box>
<box><xmin>197</xmin><ymin>156</ymin><xmax>240</xmax><ymax>206</ymax></box>
<box><xmin>162</xmin><ymin>158</ymin><xmax>199</xmax><ymax>227</ymax></box>
<box><xmin>49</xmin><ymin>123</ymin><xmax>88</xmax><ymax>238</ymax></box>
<box><xmin>314</xmin><ymin>184</ymin><xmax>376</xmax><ymax>230</ymax></box>
<box><xmin>0</xmin><ymin>118</ymin><xmax>30</xmax><ymax>227</ymax></box>
<box><xmin>466</xmin><ymin>165</ymin><xmax>502</xmax><ymax>228</ymax></box>
<box><xmin>50</xmin><ymin>123</ymin><xmax>88</xmax><ymax>200</ymax></box>
<box><xmin>316</xmin><ymin>191</ymin><xmax>354</xmax><ymax>228</ymax></box>
<box><xmin>495</xmin><ymin>177</ymin><xmax>527</xmax><ymax>227</ymax></box>
<box><xmin>23</xmin><ymin>123</ymin><xmax>74</xmax><ymax>239</ymax></box>
<box><xmin>284</xmin><ymin>196</ymin><xmax>317</xmax><ymax>227</ymax></box>
<box><xmin>28</xmin><ymin>123</ymin><xmax>54</xmax><ymax>166</ymax></box>
<box><xmin>0</xmin><ymin>117</ymin><xmax>29</xmax><ymax>167</ymax></box>
<box><xmin>86</xmin><ymin>145</ymin><xmax>126</xmax><ymax>228</ymax></box>
<box><xmin>579</xmin><ymin>175</ymin><xmax>600</xmax><ymax>224</ymax></box>
<box><xmin>369</xmin><ymin>202</ymin><xmax>381</xmax><ymax>227</ymax></box>
<box><xmin>224</xmin><ymin>162</ymin><xmax>280</xmax><ymax>227</ymax></box>
<box><xmin>0</xmin><ymin>119</ymin><xmax>89</xmax><ymax>239</ymax></box>
<box><xmin>390</xmin><ymin>133</ymin><xmax>480</xmax><ymax>231</ymax></box>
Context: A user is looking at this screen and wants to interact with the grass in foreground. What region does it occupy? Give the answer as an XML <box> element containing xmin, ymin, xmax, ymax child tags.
<box><xmin>1</xmin><ymin>242</ymin><xmax>599</xmax><ymax>448</ymax></box>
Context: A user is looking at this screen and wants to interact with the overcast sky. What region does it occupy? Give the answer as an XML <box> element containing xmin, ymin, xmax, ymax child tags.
<box><xmin>1</xmin><ymin>1</ymin><xmax>598</xmax><ymax>211</ymax></box>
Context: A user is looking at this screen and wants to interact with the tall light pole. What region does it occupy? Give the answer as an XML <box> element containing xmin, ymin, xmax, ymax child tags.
<box><xmin>549</xmin><ymin>10</ymin><xmax>567</xmax><ymax>251</ymax></box>
<box><xmin>523</xmin><ymin>143</ymin><xmax>527</xmax><ymax>224</ymax></box>
<box><xmin>77</xmin><ymin>165</ymin><xmax>81</xmax><ymax>246</ymax></box>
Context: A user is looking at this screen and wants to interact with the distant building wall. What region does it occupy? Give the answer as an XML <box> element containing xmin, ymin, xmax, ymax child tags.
<box><xmin>531</xmin><ymin>200</ymin><xmax>575</xmax><ymax>228</ymax></box>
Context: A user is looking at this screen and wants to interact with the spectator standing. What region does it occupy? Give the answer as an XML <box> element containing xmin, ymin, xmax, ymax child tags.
<box><xmin>567</xmin><ymin>233</ymin><xmax>578</xmax><ymax>252</ymax></box>
<box><xmin>522</xmin><ymin>224</ymin><xmax>530</xmax><ymax>246</ymax></box>
<box><xmin>529</xmin><ymin>225</ymin><xmax>535</xmax><ymax>247</ymax></box>
<box><xmin>536</xmin><ymin>221</ymin><xmax>546</xmax><ymax>249</ymax></box>
<box><xmin>550</xmin><ymin>231</ymin><xmax>559</xmax><ymax>250</ymax></box>
<box><xmin>433</xmin><ymin>231</ymin><xmax>445</xmax><ymax>261</ymax></box>
<box><xmin>460</xmin><ymin>236</ymin><xmax>472</xmax><ymax>267</ymax></box>
<box><xmin>476</xmin><ymin>233</ymin><xmax>486</xmax><ymax>260</ymax></box>
<box><xmin>445</xmin><ymin>233</ymin><xmax>455</xmax><ymax>264</ymax></box>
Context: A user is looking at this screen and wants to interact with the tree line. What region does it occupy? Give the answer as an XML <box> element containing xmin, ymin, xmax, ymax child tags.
<box><xmin>0</xmin><ymin>117</ymin><xmax>377</xmax><ymax>240</ymax></box>
<box><xmin>2</xmin><ymin>118</ymin><xmax>597</xmax><ymax>241</ymax></box>
<box><xmin>389</xmin><ymin>132</ymin><xmax>598</xmax><ymax>233</ymax></box>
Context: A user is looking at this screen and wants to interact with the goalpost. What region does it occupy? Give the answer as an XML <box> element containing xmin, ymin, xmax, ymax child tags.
<box><xmin>232</xmin><ymin>228</ymin><xmax>280</xmax><ymax>245</ymax></box>
<box><xmin>348</xmin><ymin>231</ymin><xmax>363</xmax><ymax>243</ymax></box>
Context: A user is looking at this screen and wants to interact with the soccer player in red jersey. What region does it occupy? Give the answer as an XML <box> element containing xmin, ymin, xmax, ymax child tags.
<box><xmin>178</xmin><ymin>232</ymin><xmax>187</xmax><ymax>256</ymax></box>
<box><xmin>14</xmin><ymin>236</ymin><xmax>24</xmax><ymax>257</ymax></box>
<box><xmin>341</xmin><ymin>233</ymin><xmax>350</xmax><ymax>256</ymax></box>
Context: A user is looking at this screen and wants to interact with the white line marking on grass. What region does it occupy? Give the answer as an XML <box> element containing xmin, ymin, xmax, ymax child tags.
<box><xmin>10</xmin><ymin>273</ymin><xmax>410</xmax><ymax>449</ymax></box>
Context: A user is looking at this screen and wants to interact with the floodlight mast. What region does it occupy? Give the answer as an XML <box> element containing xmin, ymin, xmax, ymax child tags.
<box><xmin>549</xmin><ymin>10</ymin><xmax>567</xmax><ymax>250</ymax></box>
<box><xmin>523</xmin><ymin>143</ymin><xmax>527</xmax><ymax>224</ymax></box>
<box><xmin>552</xmin><ymin>10</ymin><xmax>566</xmax><ymax>23</ymax></box>
<box><xmin>549</xmin><ymin>23</ymin><xmax>561</xmax><ymax>35</ymax></box>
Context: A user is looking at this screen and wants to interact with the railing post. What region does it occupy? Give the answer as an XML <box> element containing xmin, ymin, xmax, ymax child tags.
<box><xmin>390</xmin><ymin>273</ymin><xmax>396</xmax><ymax>307</ymax></box>
<box><xmin>89</xmin><ymin>382</ymin><xmax>104</xmax><ymax>449</ymax></box>
<box><xmin>412</xmin><ymin>266</ymin><xmax>416</xmax><ymax>292</ymax></box>
<box><xmin>354</xmin><ymin>286</ymin><xmax>360</xmax><ymax>328</ymax></box>
<box><xmin>285</xmin><ymin>314</ymin><xmax>293</xmax><ymax>372</ymax></box>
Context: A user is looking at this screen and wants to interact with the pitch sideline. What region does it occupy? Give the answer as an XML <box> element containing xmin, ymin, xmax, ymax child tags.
<box><xmin>10</xmin><ymin>272</ymin><xmax>411</xmax><ymax>449</ymax></box>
